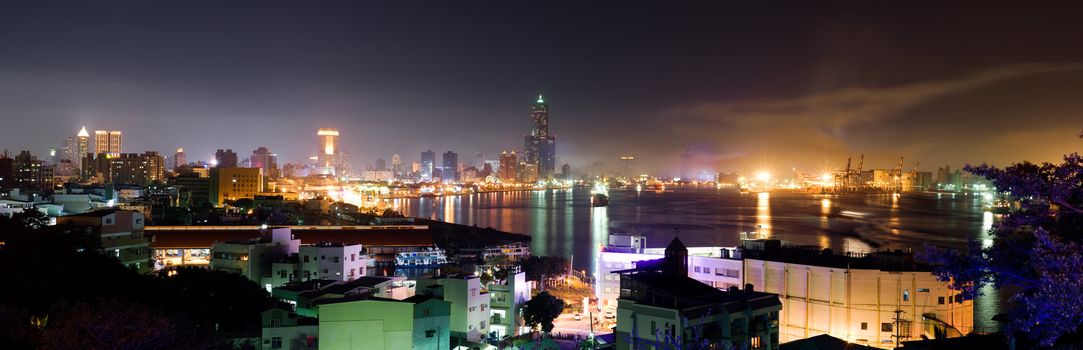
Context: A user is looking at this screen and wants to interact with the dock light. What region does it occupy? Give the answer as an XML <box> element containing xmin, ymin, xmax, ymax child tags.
<box><xmin>755</xmin><ymin>171</ymin><xmax>771</xmax><ymax>182</ymax></box>
<box><xmin>821</xmin><ymin>173</ymin><xmax>833</xmax><ymax>182</ymax></box>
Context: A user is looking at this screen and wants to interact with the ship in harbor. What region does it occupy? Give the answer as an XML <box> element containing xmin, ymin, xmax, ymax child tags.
<box><xmin>395</xmin><ymin>247</ymin><xmax>448</xmax><ymax>267</ymax></box>
<box><xmin>591</xmin><ymin>181</ymin><xmax>609</xmax><ymax>207</ymax></box>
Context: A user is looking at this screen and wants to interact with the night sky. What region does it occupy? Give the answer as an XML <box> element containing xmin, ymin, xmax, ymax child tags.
<box><xmin>2</xmin><ymin>1</ymin><xmax>1082</xmax><ymax>176</ymax></box>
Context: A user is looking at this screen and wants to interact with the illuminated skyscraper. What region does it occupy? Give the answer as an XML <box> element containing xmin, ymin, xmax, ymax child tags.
<box><xmin>442</xmin><ymin>151</ymin><xmax>459</xmax><ymax>182</ymax></box>
<box><xmin>317</xmin><ymin>128</ymin><xmax>340</xmax><ymax>175</ymax></box>
<box><xmin>420</xmin><ymin>150</ymin><xmax>435</xmax><ymax>181</ymax></box>
<box><xmin>391</xmin><ymin>154</ymin><xmax>406</xmax><ymax>179</ymax></box>
<box><xmin>523</xmin><ymin>95</ymin><xmax>556</xmax><ymax>177</ymax></box>
<box><xmin>174</xmin><ymin>148</ymin><xmax>187</xmax><ymax>170</ymax></box>
<box><xmin>215</xmin><ymin>149</ymin><xmax>238</xmax><ymax>168</ymax></box>
<box><xmin>94</xmin><ymin>130</ymin><xmax>122</xmax><ymax>156</ymax></box>
<box><xmin>76</xmin><ymin>126</ymin><xmax>90</xmax><ymax>158</ymax></box>
<box><xmin>250</xmin><ymin>146</ymin><xmax>278</xmax><ymax>179</ymax></box>
<box><xmin>499</xmin><ymin>150</ymin><xmax>517</xmax><ymax>182</ymax></box>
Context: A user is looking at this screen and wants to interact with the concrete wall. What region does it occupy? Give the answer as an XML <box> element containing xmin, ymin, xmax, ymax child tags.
<box><xmin>318</xmin><ymin>300</ymin><xmax>414</xmax><ymax>350</ymax></box>
<box><xmin>743</xmin><ymin>259</ymin><xmax>973</xmax><ymax>349</ymax></box>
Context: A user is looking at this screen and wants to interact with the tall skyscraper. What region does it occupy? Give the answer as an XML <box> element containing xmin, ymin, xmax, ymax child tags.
<box><xmin>620</xmin><ymin>156</ymin><xmax>637</xmax><ymax>179</ymax></box>
<box><xmin>250</xmin><ymin>146</ymin><xmax>278</xmax><ymax>179</ymax></box>
<box><xmin>317</xmin><ymin>128</ymin><xmax>339</xmax><ymax>175</ymax></box>
<box><xmin>94</xmin><ymin>130</ymin><xmax>122</xmax><ymax>156</ymax></box>
<box><xmin>523</xmin><ymin>95</ymin><xmax>556</xmax><ymax>177</ymax></box>
<box><xmin>442</xmin><ymin>151</ymin><xmax>459</xmax><ymax>182</ymax></box>
<box><xmin>215</xmin><ymin>149</ymin><xmax>238</xmax><ymax>168</ymax></box>
<box><xmin>499</xmin><ymin>150</ymin><xmax>517</xmax><ymax>182</ymax></box>
<box><xmin>420</xmin><ymin>150</ymin><xmax>436</xmax><ymax>181</ymax></box>
<box><xmin>390</xmin><ymin>154</ymin><xmax>404</xmax><ymax>178</ymax></box>
<box><xmin>375</xmin><ymin>158</ymin><xmax>386</xmax><ymax>171</ymax></box>
<box><xmin>76</xmin><ymin>127</ymin><xmax>90</xmax><ymax>167</ymax></box>
<box><xmin>174</xmin><ymin>148</ymin><xmax>187</xmax><ymax>170</ymax></box>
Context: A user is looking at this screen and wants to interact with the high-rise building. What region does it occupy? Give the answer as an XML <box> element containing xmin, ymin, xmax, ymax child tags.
<box><xmin>250</xmin><ymin>146</ymin><xmax>278</xmax><ymax>179</ymax></box>
<box><xmin>209</xmin><ymin>167</ymin><xmax>263</xmax><ymax>206</ymax></box>
<box><xmin>215</xmin><ymin>149</ymin><xmax>238</xmax><ymax>168</ymax></box>
<box><xmin>619</xmin><ymin>156</ymin><xmax>636</xmax><ymax>179</ymax></box>
<box><xmin>76</xmin><ymin>127</ymin><xmax>90</xmax><ymax>170</ymax></box>
<box><xmin>375</xmin><ymin>158</ymin><xmax>386</xmax><ymax>171</ymax></box>
<box><xmin>390</xmin><ymin>154</ymin><xmax>405</xmax><ymax>179</ymax></box>
<box><xmin>561</xmin><ymin>163</ymin><xmax>571</xmax><ymax>179</ymax></box>
<box><xmin>174</xmin><ymin>148</ymin><xmax>187</xmax><ymax>170</ymax></box>
<box><xmin>13</xmin><ymin>151</ymin><xmax>54</xmax><ymax>190</ymax></box>
<box><xmin>523</xmin><ymin>95</ymin><xmax>556</xmax><ymax>178</ymax></box>
<box><xmin>442</xmin><ymin>151</ymin><xmax>459</xmax><ymax>182</ymax></box>
<box><xmin>317</xmin><ymin>128</ymin><xmax>340</xmax><ymax>175</ymax></box>
<box><xmin>94</xmin><ymin>130</ymin><xmax>122</xmax><ymax>156</ymax></box>
<box><xmin>498</xmin><ymin>151</ymin><xmax>517</xmax><ymax>182</ymax></box>
<box><xmin>81</xmin><ymin>152</ymin><xmax>164</xmax><ymax>185</ymax></box>
<box><xmin>420</xmin><ymin>150</ymin><xmax>436</xmax><ymax>182</ymax></box>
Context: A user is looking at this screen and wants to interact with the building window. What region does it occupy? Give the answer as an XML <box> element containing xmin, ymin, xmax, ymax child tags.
<box><xmin>351</xmin><ymin>254</ymin><xmax>356</xmax><ymax>261</ymax></box>
<box><xmin>423</xmin><ymin>308</ymin><xmax>431</xmax><ymax>317</ymax></box>
<box><xmin>881</xmin><ymin>323</ymin><xmax>893</xmax><ymax>332</ymax></box>
<box><xmin>750</xmin><ymin>336</ymin><xmax>762</xmax><ymax>349</ymax></box>
<box><xmin>470</xmin><ymin>288</ymin><xmax>478</xmax><ymax>296</ymax></box>
<box><xmin>903</xmin><ymin>289</ymin><xmax>909</xmax><ymax>302</ymax></box>
<box><xmin>303</xmin><ymin>255</ymin><xmax>310</xmax><ymax>262</ymax></box>
<box><xmin>938</xmin><ymin>296</ymin><xmax>945</xmax><ymax>305</ymax></box>
<box><xmin>270</xmin><ymin>318</ymin><xmax>281</xmax><ymax>327</ymax></box>
<box><xmin>332</xmin><ymin>256</ymin><xmax>340</xmax><ymax>263</ymax></box>
<box><xmin>270</xmin><ymin>337</ymin><xmax>282</xmax><ymax>349</ymax></box>
<box><xmin>694</xmin><ymin>266</ymin><xmax>701</xmax><ymax>273</ymax></box>
<box><xmin>861</xmin><ymin>322</ymin><xmax>868</xmax><ymax>330</ymax></box>
<box><xmin>425</xmin><ymin>330</ymin><xmax>435</xmax><ymax>338</ymax></box>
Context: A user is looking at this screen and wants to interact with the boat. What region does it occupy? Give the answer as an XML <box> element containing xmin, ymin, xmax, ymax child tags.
<box><xmin>591</xmin><ymin>193</ymin><xmax>609</xmax><ymax>207</ymax></box>
<box><xmin>395</xmin><ymin>247</ymin><xmax>448</xmax><ymax>267</ymax></box>
<box><xmin>591</xmin><ymin>181</ymin><xmax>609</xmax><ymax>207</ymax></box>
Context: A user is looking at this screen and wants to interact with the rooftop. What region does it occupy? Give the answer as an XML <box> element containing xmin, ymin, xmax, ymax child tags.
<box><xmin>148</xmin><ymin>225</ymin><xmax>433</xmax><ymax>249</ymax></box>
<box><xmin>739</xmin><ymin>240</ymin><xmax>932</xmax><ymax>272</ymax></box>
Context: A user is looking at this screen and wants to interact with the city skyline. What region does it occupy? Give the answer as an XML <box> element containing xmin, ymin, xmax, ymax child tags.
<box><xmin>2</xmin><ymin>2</ymin><xmax>1083</xmax><ymax>176</ymax></box>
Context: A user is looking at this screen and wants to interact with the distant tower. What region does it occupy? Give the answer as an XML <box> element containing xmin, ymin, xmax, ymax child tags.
<box><xmin>523</xmin><ymin>95</ymin><xmax>556</xmax><ymax>178</ymax></box>
<box><xmin>93</xmin><ymin>129</ymin><xmax>122</xmax><ymax>156</ymax></box>
<box><xmin>214</xmin><ymin>149</ymin><xmax>238</xmax><ymax>168</ymax></box>
<box><xmin>499</xmin><ymin>151</ymin><xmax>518</xmax><ymax>182</ymax></box>
<box><xmin>317</xmin><ymin>128</ymin><xmax>340</xmax><ymax>175</ymax></box>
<box><xmin>250</xmin><ymin>146</ymin><xmax>278</xmax><ymax>178</ymax></box>
<box><xmin>442</xmin><ymin>151</ymin><xmax>459</xmax><ymax>182</ymax></box>
<box><xmin>420</xmin><ymin>150</ymin><xmax>436</xmax><ymax>181</ymax></box>
<box><xmin>174</xmin><ymin>148</ymin><xmax>187</xmax><ymax>170</ymax></box>
<box><xmin>391</xmin><ymin>154</ymin><xmax>404</xmax><ymax>178</ymax></box>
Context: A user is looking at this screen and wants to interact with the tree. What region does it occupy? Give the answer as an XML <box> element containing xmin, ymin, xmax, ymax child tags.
<box><xmin>521</xmin><ymin>256</ymin><xmax>569</xmax><ymax>283</ymax></box>
<box><xmin>41</xmin><ymin>299</ymin><xmax>227</xmax><ymax>350</ymax></box>
<box><xmin>522</xmin><ymin>292</ymin><xmax>564</xmax><ymax>334</ymax></box>
<box><xmin>920</xmin><ymin>153</ymin><xmax>1083</xmax><ymax>346</ymax></box>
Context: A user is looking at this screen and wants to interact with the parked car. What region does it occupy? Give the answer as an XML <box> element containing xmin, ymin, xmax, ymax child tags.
<box><xmin>573</xmin><ymin>312</ymin><xmax>583</xmax><ymax>321</ymax></box>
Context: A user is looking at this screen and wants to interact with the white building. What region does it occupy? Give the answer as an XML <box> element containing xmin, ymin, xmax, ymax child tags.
<box><xmin>594</xmin><ymin>235</ymin><xmax>973</xmax><ymax>349</ymax></box>
<box><xmin>210</xmin><ymin>227</ymin><xmax>301</xmax><ymax>291</ymax></box>
<box><xmin>415</xmin><ymin>274</ymin><xmax>490</xmax><ymax>342</ymax></box>
<box><xmin>595</xmin><ymin>234</ymin><xmax>742</xmax><ymax>309</ymax></box>
<box><xmin>486</xmin><ymin>271</ymin><xmax>532</xmax><ymax>338</ymax></box>
<box><xmin>740</xmin><ymin>240</ymin><xmax>973</xmax><ymax>348</ymax></box>
<box><xmin>299</xmin><ymin>242</ymin><xmax>367</xmax><ymax>281</ymax></box>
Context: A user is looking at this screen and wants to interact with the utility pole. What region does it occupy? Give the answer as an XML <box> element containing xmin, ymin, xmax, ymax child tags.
<box><xmin>893</xmin><ymin>309</ymin><xmax>904</xmax><ymax>349</ymax></box>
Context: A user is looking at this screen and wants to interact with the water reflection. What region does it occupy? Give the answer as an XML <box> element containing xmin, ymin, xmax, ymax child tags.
<box><xmin>756</xmin><ymin>192</ymin><xmax>771</xmax><ymax>238</ymax></box>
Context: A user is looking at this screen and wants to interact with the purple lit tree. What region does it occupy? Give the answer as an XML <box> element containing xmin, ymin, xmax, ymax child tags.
<box><xmin>920</xmin><ymin>151</ymin><xmax>1083</xmax><ymax>346</ymax></box>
